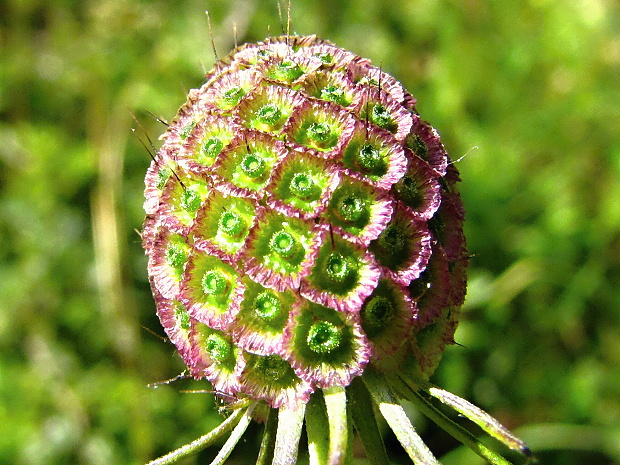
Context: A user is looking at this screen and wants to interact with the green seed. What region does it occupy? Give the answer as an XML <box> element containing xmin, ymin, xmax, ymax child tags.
<box><xmin>180</xmin><ymin>188</ymin><xmax>201</xmax><ymax>212</ymax></box>
<box><xmin>180</xmin><ymin>122</ymin><xmax>196</xmax><ymax>139</ymax></box>
<box><xmin>223</xmin><ymin>86</ymin><xmax>245</xmax><ymax>106</ymax></box>
<box><xmin>370</xmin><ymin>104</ymin><xmax>394</xmax><ymax>131</ymax></box>
<box><xmin>325</xmin><ymin>253</ymin><xmax>351</xmax><ymax>282</ymax></box>
<box><xmin>202</xmin><ymin>137</ymin><xmax>224</xmax><ymax>158</ymax></box>
<box><xmin>205</xmin><ymin>333</ymin><xmax>232</xmax><ymax>363</ymax></box>
<box><xmin>202</xmin><ymin>270</ymin><xmax>229</xmax><ymax>297</ymax></box>
<box><xmin>289</xmin><ymin>173</ymin><xmax>316</xmax><ymax>199</ymax></box>
<box><xmin>336</xmin><ymin>194</ymin><xmax>366</xmax><ymax>222</ymax></box>
<box><xmin>307</xmin><ymin>122</ymin><xmax>331</xmax><ymax>143</ymax></box>
<box><xmin>320</xmin><ymin>85</ymin><xmax>346</xmax><ymax>105</ymax></box>
<box><xmin>371</xmin><ymin>224</ymin><xmax>410</xmax><ymax>270</ymax></box>
<box><xmin>155</xmin><ymin>167</ymin><xmax>172</xmax><ymax>190</ymax></box>
<box><xmin>406</xmin><ymin>133</ymin><xmax>428</xmax><ymax>159</ymax></box>
<box><xmin>166</xmin><ymin>242</ymin><xmax>187</xmax><ymax>273</ymax></box>
<box><xmin>270</xmin><ymin>230</ymin><xmax>297</xmax><ymax>258</ymax></box>
<box><xmin>218</xmin><ymin>211</ymin><xmax>245</xmax><ymax>236</ymax></box>
<box><xmin>240</xmin><ymin>153</ymin><xmax>266</xmax><ymax>178</ymax></box>
<box><xmin>256</xmin><ymin>355</ymin><xmax>290</xmax><ymax>381</ymax></box>
<box><xmin>314</xmin><ymin>52</ymin><xmax>333</xmax><ymax>64</ymax></box>
<box><xmin>397</xmin><ymin>175</ymin><xmax>423</xmax><ymax>209</ymax></box>
<box><xmin>357</xmin><ymin>144</ymin><xmax>382</xmax><ymax>169</ymax></box>
<box><xmin>275</xmin><ymin>60</ymin><xmax>303</xmax><ymax>81</ymax></box>
<box><xmin>307</xmin><ymin>321</ymin><xmax>342</xmax><ymax>354</ymax></box>
<box><xmin>253</xmin><ymin>291</ymin><xmax>282</xmax><ymax>321</ymax></box>
<box><xmin>174</xmin><ymin>303</ymin><xmax>191</xmax><ymax>331</ymax></box>
<box><xmin>362</xmin><ymin>296</ymin><xmax>394</xmax><ymax>337</ymax></box>
<box><xmin>256</xmin><ymin>103</ymin><xmax>282</xmax><ymax>125</ymax></box>
<box><xmin>378</xmin><ymin>224</ymin><xmax>406</xmax><ymax>253</ymax></box>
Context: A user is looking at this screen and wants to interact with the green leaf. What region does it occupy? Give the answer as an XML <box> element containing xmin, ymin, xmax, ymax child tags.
<box><xmin>256</xmin><ymin>408</ymin><xmax>278</xmax><ymax>465</ymax></box>
<box><xmin>324</xmin><ymin>386</ymin><xmax>349</xmax><ymax>465</ymax></box>
<box><xmin>273</xmin><ymin>402</ymin><xmax>307</xmax><ymax>465</ymax></box>
<box><xmin>410</xmin><ymin>377</ymin><xmax>531</xmax><ymax>458</ymax></box>
<box><xmin>392</xmin><ymin>376</ymin><xmax>516</xmax><ymax>465</ymax></box>
<box><xmin>306</xmin><ymin>391</ymin><xmax>329</xmax><ymax>465</ymax></box>
<box><xmin>363</xmin><ymin>370</ymin><xmax>440</xmax><ymax>465</ymax></box>
<box><xmin>209</xmin><ymin>403</ymin><xmax>257</xmax><ymax>465</ymax></box>
<box><xmin>348</xmin><ymin>377</ymin><xmax>390</xmax><ymax>465</ymax></box>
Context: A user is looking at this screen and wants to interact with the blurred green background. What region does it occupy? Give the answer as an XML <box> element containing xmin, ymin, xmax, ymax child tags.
<box><xmin>1</xmin><ymin>0</ymin><xmax>619</xmax><ymax>464</ymax></box>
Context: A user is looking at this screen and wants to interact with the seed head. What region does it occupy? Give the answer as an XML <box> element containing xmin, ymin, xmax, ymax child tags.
<box><xmin>143</xmin><ymin>34</ymin><xmax>467</xmax><ymax>408</ymax></box>
<box><xmin>141</xmin><ymin>35</ymin><xmax>529</xmax><ymax>465</ymax></box>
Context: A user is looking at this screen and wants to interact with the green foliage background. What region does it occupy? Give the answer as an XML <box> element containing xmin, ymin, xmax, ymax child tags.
<box><xmin>1</xmin><ymin>0</ymin><xmax>618</xmax><ymax>464</ymax></box>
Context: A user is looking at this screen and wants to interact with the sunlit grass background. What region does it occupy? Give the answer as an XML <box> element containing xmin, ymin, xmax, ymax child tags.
<box><xmin>1</xmin><ymin>0</ymin><xmax>619</xmax><ymax>464</ymax></box>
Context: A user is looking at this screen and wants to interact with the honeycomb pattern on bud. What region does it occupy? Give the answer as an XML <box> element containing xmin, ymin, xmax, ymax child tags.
<box><xmin>143</xmin><ymin>36</ymin><xmax>467</xmax><ymax>409</ymax></box>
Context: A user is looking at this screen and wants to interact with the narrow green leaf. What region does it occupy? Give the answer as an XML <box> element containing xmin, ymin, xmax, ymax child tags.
<box><xmin>273</xmin><ymin>402</ymin><xmax>307</xmax><ymax>465</ymax></box>
<box><xmin>392</xmin><ymin>376</ymin><xmax>514</xmax><ymax>465</ymax></box>
<box><xmin>412</xmin><ymin>377</ymin><xmax>531</xmax><ymax>457</ymax></box>
<box><xmin>323</xmin><ymin>386</ymin><xmax>348</xmax><ymax>465</ymax></box>
<box><xmin>344</xmin><ymin>403</ymin><xmax>354</xmax><ymax>465</ymax></box>
<box><xmin>347</xmin><ymin>377</ymin><xmax>390</xmax><ymax>465</ymax></box>
<box><xmin>210</xmin><ymin>402</ymin><xmax>257</xmax><ymax>465</ymax></box>
<box><xmin>256</xmin><ymin>408</ymin><xmax>279</xmax><ymax>465</ymax></box>
<box><xmin>363</xmin><ymin>370</ymin><xmax>440</xmax><ymax>465</ymax></box>
<box><xmin>306</xmin><ymin>391</ymin><xmax>329</xmax><ymax>465</ymax></box>
<box><xmin>145</xmin><ymin>399</ymin><xmax>251</xmax><ymax>465</ymax></box>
